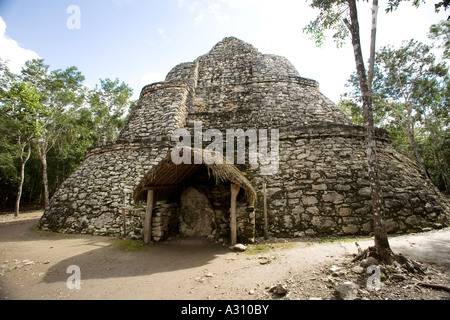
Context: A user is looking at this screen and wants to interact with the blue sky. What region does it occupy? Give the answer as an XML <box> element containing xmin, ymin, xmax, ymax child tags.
<box><xmin>0</xmin><ymin>0</ymin><xmax>448</xmax><ymax>102</ymax></box>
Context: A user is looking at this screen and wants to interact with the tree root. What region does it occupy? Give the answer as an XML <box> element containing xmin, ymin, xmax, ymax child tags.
<box><xmin>352</xmin><ymin>245</ymin><xmax>395</xmax><ymax>264</ymax></box>
<box><xmin>347</xmin><ymin>243</ymin><xmax>449</xmax><ymax>299</ymax></box>
<box><xmin>352</xmin><ymin>244</ymin><xmax>425</xmax><ymax>274</ymax></box>
<box><xmin>416</xmin><ymin>282</ymin><xmax>450</xmax><ymax>293</ymax></box>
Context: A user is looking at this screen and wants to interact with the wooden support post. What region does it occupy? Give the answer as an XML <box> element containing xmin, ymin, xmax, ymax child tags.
<box><xmin>144</xmin><ymin>189</ymin><xmax>154</xmax><ymax>245</ymax></box>
<box><xmin>122</xmin><ymin>191</ymin><xmax>127</xmax><ymax>237</ymax></box>
<box><xmin>263</xmin><ymin>182</ymin><xmax>268</xmax><ymax>240</ymax></box>
<box><xmin>230</xmin><ymin>183</ymin><xmax>240</xmax><ymax>246</ymax></box>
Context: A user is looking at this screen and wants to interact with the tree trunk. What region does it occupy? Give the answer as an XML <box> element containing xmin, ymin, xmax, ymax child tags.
<box><xmin>230</xmin><ymin>183</ymin><xmax>240</xmax><ymax>246</ymax></box>
<box><xmin>346</xmin><ymin>0</ymin><xmax>393</xmax><ymax>262</ymax></box>
<box><xmin>431</xmin><ymin>113</ymin><xmax>450</xmax><ymax>192</ymax></box>
<box><xmin>42</xmin><ymin>155</ymin><xmax>49</xmax><ymax>209</ymax></box>
<box><xmin>367</xmin><ymin>0</ymin><xmax>378</xmax><ymax>93</ymax></box>
<box><xmin>15</xmin><ymin>141</ymin><xmax>32</xmax><ymax>217</ymax></box>
<box><xmin>144</xmin><ymin>189</ymin><xmax>154</xmax><ymax>245</ymax></box>
<box><xmin>426</xmin><ymin>116</ymin><xmax>450</xmax><ymax>192</ymax></box>
<box><xmin>405</xmin><ymin>104</ymin><xmax>429</xmax><ymax>179</ymax></box>
<box><xmin>38</xmin><ymin>146</ymin><xmax>50</xmax><ymax>210</ymax></box>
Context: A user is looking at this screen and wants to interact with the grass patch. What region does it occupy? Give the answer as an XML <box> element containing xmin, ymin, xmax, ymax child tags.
<box><xmin>245</xmin><ymin>244</ymin><xmax>271</xmax><ymax>254</ymax></box>
<box><xmin>113</xmin><ymin>239</ymin><xmax>147</xmax><ymax>251</ymax></box>
<box><xmin>318</xmin><ymin>236</ymin><xmax>372</xmax><ymax>243</ymax></box>
<box><xmin>319</xmin><ymin>236</ymin><xmax>341</xmax><ymax>243</ymax></box>
<box><xmin>245</xmin><ymin>240</ymin><xmax>304</xmax><ymax>254</ymax></box>
<box><xmin>30</xmin><ymin>224</ymin><xmax>76</xmax><ymax>239</ymax></box>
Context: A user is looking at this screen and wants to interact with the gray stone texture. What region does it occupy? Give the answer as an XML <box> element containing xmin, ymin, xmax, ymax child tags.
<box><xmin>39</xmin><ymin>37</ymin><xmax>450</xmax><ymax>241</ymax></box>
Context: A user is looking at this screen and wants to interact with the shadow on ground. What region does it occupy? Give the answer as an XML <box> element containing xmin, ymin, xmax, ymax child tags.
<box><xmin>0</xmin><ymin>219</ymin><xmax>229</xmax><ymax>284</ymax></box>
<box><xmin>42</xmin><ymin>237</ymin><xmax>229</xmax><ymax>284</ymax></box>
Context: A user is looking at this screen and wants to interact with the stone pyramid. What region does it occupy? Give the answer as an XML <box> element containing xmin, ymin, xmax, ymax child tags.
<box><xmin>39</xmin><ymin>37</ymin><xmax>450</xmax><ymax>242</ymax></box>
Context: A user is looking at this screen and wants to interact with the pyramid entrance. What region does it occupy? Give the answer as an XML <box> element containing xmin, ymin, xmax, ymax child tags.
<box><xmin>134</xmin><ymin>148</ymin><xmax>256</xmax><ymax>244</ymax></box>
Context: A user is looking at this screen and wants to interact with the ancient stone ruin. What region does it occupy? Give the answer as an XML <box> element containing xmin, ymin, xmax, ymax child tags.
<box><xmin>39</xmin><ymin>37</ymin><xmax>450</xmax><ymax>243</ymax></box>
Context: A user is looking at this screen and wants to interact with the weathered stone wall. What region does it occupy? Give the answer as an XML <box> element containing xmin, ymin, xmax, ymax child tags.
<box><xmin>39</xmin><ymin>140</ymin><xmax>170</xmax><ymax>238</ymax></box>
<box><xmin>118</xmin><ymin>82</ymin><xmax>189</xmax><ymax>141</ymax></box>
<box><xmin>169</xmin><ymin>38</ymin><xmax>351</xmax><ymax>130</ymax></box>
<box><xmin>248</xmin><ymin>125</ymin><xmax>450</xmax><ymax>238</ymax></box>
<box><xmin>39</xmin><ymin>36</ymin><xmax>450</xmax><ymax>243</ymax></box>
<box><xmin>144</xmin><ymin>185</ymin><xmax>253</xmax><ymax>243</ymax></box>
<box><xmin>39</xmin><ymin>137</ymin><xmax>256</xmax><ymax>242</ymax></box>
<box><xmin>152</xmin><ymin>202</ymin><xmax>179</xmax><ymax>241</ymax></box>
<box><xmin>192</xmin><ymin>183</ymin><xmax>255</xmax><ymax>243</ymax></box>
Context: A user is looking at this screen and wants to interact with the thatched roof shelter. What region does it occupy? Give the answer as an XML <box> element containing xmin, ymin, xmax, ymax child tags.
<box><xmin>133</xmin><ymin>147</ymin><xmax>257</xmax><ymax>205</ymax></box>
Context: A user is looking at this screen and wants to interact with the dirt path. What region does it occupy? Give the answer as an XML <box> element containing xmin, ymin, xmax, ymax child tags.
<box><xmin>0</xmin><ymin>211</ymin><xmax>449</xmax><ymax>300</ymax></box>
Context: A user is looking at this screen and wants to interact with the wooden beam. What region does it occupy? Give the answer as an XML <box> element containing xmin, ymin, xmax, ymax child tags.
<box><xmin>122</xmin><ymin>191</ymin><xmax>127</xmax><ymax>237</ymax></box>
<box><xmin>176</xmin><ymin>164</ymin><xmax>202</xmax><ymax>182</ymax></box>
<box><xmin>142</xmin><ymin>185</ymin><xmax>176</xmax><ymax>191</ymax></box>
<box><xmin>143</xmin><ymin>189</ymin><xmax>154</xmax><ymax>245</ymax></box>
<box><xmin>230</xmin><ymin>183</ymin><xmax>240</xmax><ymax>246</ymax></box>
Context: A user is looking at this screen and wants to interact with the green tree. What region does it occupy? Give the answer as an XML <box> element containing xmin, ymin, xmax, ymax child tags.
<box><xmin>1</xmin><ymin>58</ymin><xmax>137</xmax><ymax>210</ymax></box>
<box><xmin>88</xmin><ymin>78</ymin><xmax>133</xmax><ymax>145</ymax></box>
<box><xmin>338</xmin><ymin>99</ymin><xmax>364</xmax><ymax>126</ymax></box>
<box><xmin>429</xmin><ymin>20</ymin><xmax>450</xmax><ymax>60</ymax></box>
<box><xmin>0</xmin><ymin>60</ymin><xmax>18</xmax><ymax>203</ymax></box>
<box><xmin>375</xmin><ymin>40</ymin><xmax>448</xmax><ymax>179</ymax></box>
<box><xmin>305</xmin><ymin>0</ymin><xmax>394</xmax><ymax>262</ymax></box>
<box><xmin>22</xmin><ymin>59</ymin><xmax>85</xmax><ymax>209</ymax></box>
<box><xmin>344</xmin><ymin>37</ymin><xmax>450</xmax><ymax>192</ymax></box>
<box><xmin>305</xmin><ymin>0</ymin><xmax>449</xmax><ymax>263</ymax></box>
<box><xmin>0</xmin><ymin>80</ymin><xmax>42</xmax><ymax>216</ymax></box>
<box><xmin>0</xmin><ymin>59</ymin><xmax>16</xmax><ymax>94</ymax></box>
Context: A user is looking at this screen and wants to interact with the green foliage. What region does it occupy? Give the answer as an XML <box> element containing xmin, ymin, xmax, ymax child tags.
<box><xmin>434</xmin><ymin>0</ymin><xmax>450</xmax><ymax>19</ymax></box>
<box><xmin>88</xmin><ymin>78</ymin><xmax>133</xmax><ymax>144</ymax></box>
<box><xmin>0</xmin><ymin>68</ymin><xmax>44</xmax><ymax>211</ymax></box>
<box><xmin>0</xmin><ymin>58</ymin><xmax>135</xmax><ymax>209</ymax></box>
<box><xmin>304</xmin><ymin>1</ymin><xmax>447</xmax><ymax>52</ymax></box>
<box><xmin>429</xmin><ymin>20</ymin><xmax>450</xmax><ymax>60</ymax></box>
<box><xmin>385</xmin><ymin>0</ymin><xmax>424</xmax><ymax>13</ymax></box>
<box><xmin>343</xmin><ymin>33</ymin><xmax>450</xmax><ymax>191</ymax></box>
<box><xmin>338</xmin><ymin>99</ymin><xmax>364</xmax><ymax>125</ymax></box>
<box><xmin>303</xmin><ymin>0</ymin><xmax>350</xmax><ymax>48</ymax></box>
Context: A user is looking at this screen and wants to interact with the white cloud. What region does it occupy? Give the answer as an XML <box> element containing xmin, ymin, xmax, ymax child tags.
<box><xmin>157</xmin><ymin>27</ymin><xmax>169</xmax><ymax>42</ymax></box>
<box><xmin>140</xmin><ymin>72</ymin><xmax>165</xmax><ymax>88</ymax></box>
<box><xmin>186</xmin><ymin>1</ymin><xmax>204</xmax><ymax>24</ymax></box>
<box><xmin>131</xmin><ymin>72</ymin><xmax>165</xmax><ymax>100</ymax></box>
<box><xmin>179</xmin><ymin>0</ymin><xmax>233</xmax><ymax>25</ymax></box>
<box><xmin>207</xmin><ymin>2</ymin><xmax>229</xmax><ymax>23</ymax></box>
<box><xmin>188</xmin><ymin>1</ymin><xmax>201</xmax><ymax>13</ymax></box>
<box><xmin>174</xmin><ymin>0</ymin><xmax>447</xmax><ymax>104</ymax></box>
<box><xmin>195</xmin><ymin>14</ymin><xmax>204</xmax><ymax>25</ymax></box>
<box><xmin>0</xmin><ymin>16</ymin><xmax>40</xmax><ymax>74</ymax></box>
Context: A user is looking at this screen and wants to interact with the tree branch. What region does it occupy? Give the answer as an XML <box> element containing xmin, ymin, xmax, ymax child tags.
<box><xmin>367</xmin><ymin>0</ymin><xmax>379</xmax><ymax>94</ymax></box>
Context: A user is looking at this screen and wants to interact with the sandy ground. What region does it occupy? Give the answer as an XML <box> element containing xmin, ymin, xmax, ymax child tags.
<box><xmin>0</xmin><ymin>210</ymin><xmax>449</xmax><ymax>300</ymax></box>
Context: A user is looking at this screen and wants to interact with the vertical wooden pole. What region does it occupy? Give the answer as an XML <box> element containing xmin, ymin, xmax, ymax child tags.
<box><xmin>263</xmin><ymin>182</ymin><xmax>268</xmax><ymax>240</ymax></box>
<box><xmin>144</xmin><ymin>189</ymin><xmax>154</xmax><ymax>245</ymax></box>
<box><xmin>230</xmin><ymin>183</ymin><xmax>240</xmax><ymax>246</ymax></box>
<box><xmin>122</xmin><ymin>191</ymin><xmax>127</xmax><ymax>237</ymax></box>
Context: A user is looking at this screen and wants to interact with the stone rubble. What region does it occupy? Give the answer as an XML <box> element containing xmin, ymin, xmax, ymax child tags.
<box><xmin>270</xmin><ymin>256</ymin><xmax>450</xmax><ymax>300</ymax></box>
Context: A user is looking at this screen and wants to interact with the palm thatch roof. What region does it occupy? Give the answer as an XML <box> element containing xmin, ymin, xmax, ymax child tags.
<box><xmin>133</xmin><ymin>147</ymin><xmax>256</xmax><ymax>205</ymax></box>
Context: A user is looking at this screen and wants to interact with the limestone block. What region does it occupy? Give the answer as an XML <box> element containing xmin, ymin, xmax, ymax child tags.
<box><xmin>179</xmin><ymin>187</ymin><xmax>214</xmax><ymax>237</ymax></box>
<box><xmin>322</xmin><ymin>192</ymin><xmax>344</xmax><ymax>204</ymax></box>
<box><xmin>302</xmin><ymin>196</ymin><xmax>318</xmax><ymax>206</ymax></box>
